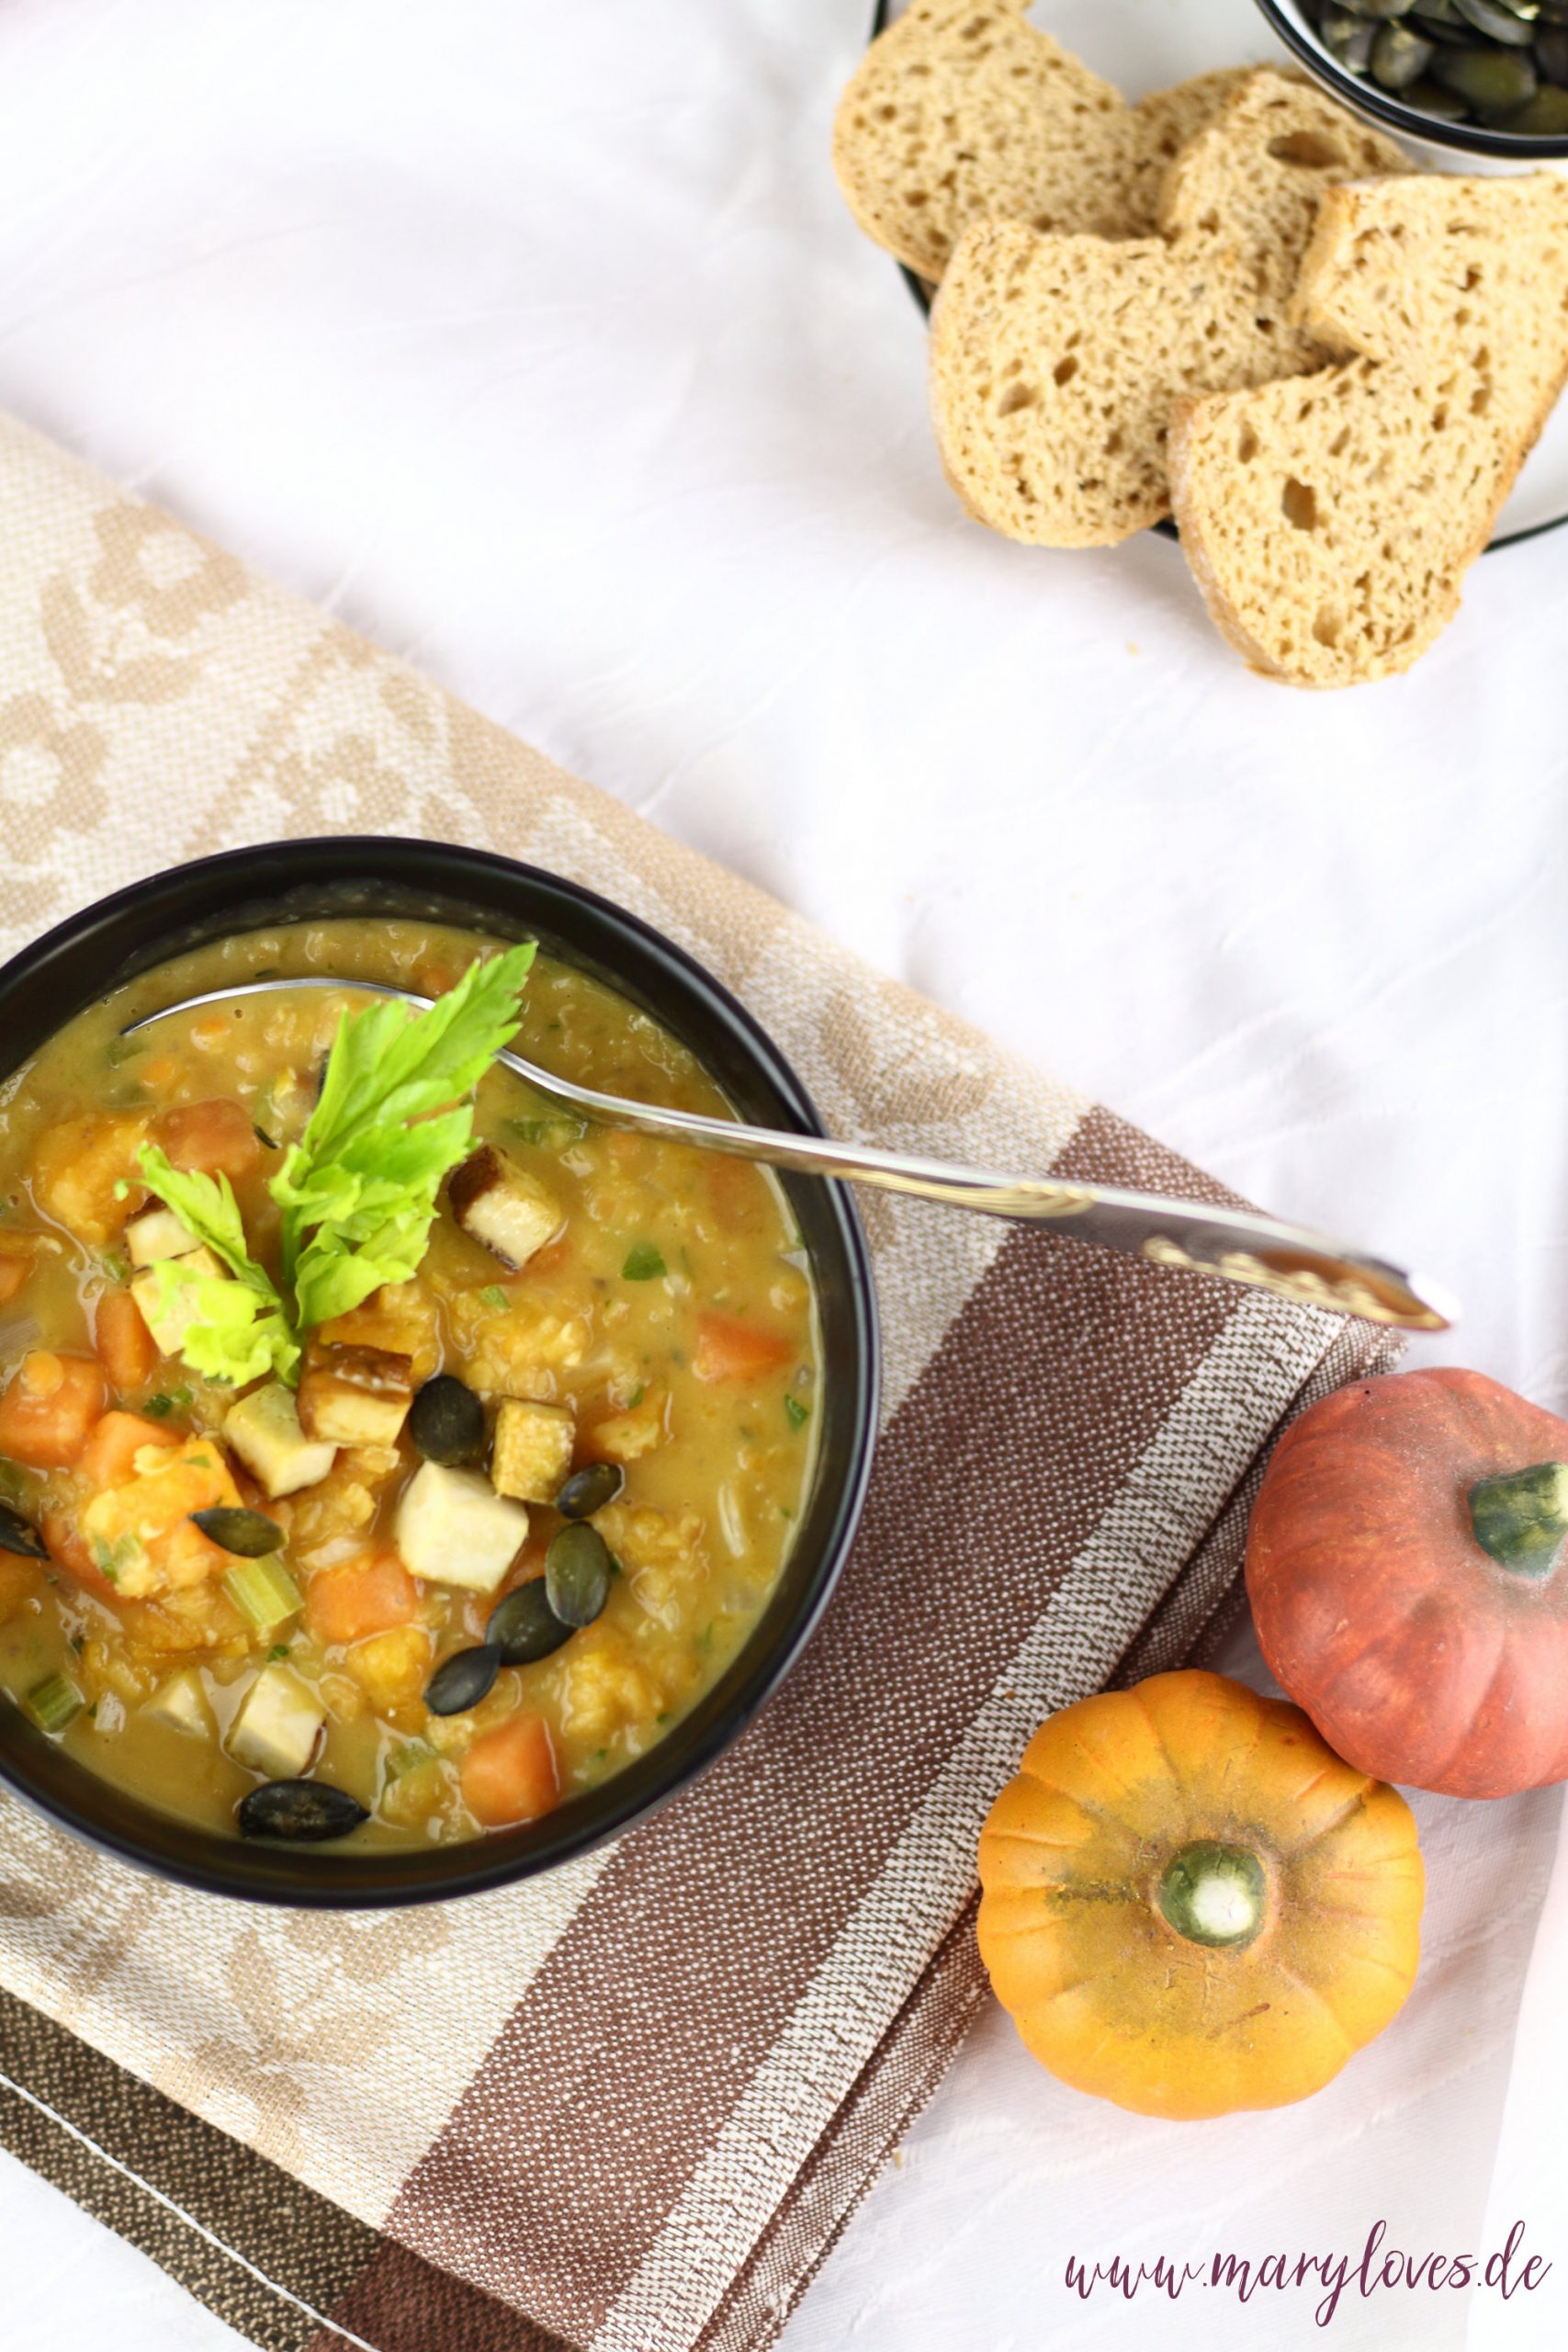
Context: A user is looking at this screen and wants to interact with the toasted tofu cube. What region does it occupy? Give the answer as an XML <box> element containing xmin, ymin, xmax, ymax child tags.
<box><xmin>491</xmin><ymin>1398</ymin><xmax>575</xmax><ymax>1504</ymax></box>
<box><xmin>228</xmin><ymin>1662</ymin><xmax>325</xmax><ymax>1779</ymax></box>
<box><xmin>125</xmin><ymin>1206</ymin><xmax>202</xmax><ymax>1269</ymax></box>
<box><xmin>130</xmin><ymin>1246</ymin><xmax>228</xmax><ymax>1357</ymax></box>
<box><xmin>448</xmin><ymin>1146</ymin><xmax>561</xmax><ymax>1271</ymax></box>
<box><xmin>297</xmin><ymin>1341</ymin><xmax>413</xmax><ymax>1448</ymax></box>
<box><xmin>395</xmin><ymin>1461</ymin><xmax>528</xmax><ymax>1594</ymax></box>
<box><xmin>224</xmin><ymin>1382</ymin><xmax>337</xmax><ymax>1499</ymax></box>
<box><xmin>143</xmin><ymin>1668</ymin><xmax>213</xmax><ymax>1740</ymax></box>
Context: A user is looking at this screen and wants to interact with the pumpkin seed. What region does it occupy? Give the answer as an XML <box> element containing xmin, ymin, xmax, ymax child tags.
<box><xmin>409</xmin><ymin>1374</ymin><xmax>486</xmax><ymax>1466</ymax></box>
<box><xmin>1412</xmin><ymin>16</ymin><xmax>1489</xmax><ymax>42</ymax></box>
<box><xmin>189</xmin><ymin>1505</ymin><xmax>285</xmax><ymax>1557</ymax></box>
<box><xmin>1323</xmin><ymin>8</ymin><xmax>1381</xmax><ymax>64</ymax></box>
<box><xmin>239</xmin><ymin>1779</ymin><xmax>369</xmax><ymax>1841</ymax></box>
<box><xmin>1497</xmin><ymin>78</ymin><xmax>1568</xmax><ymax>122</ymax></box>
<box><xmin>424</xmin><ymin>1644</ymin><xmax>502</xmax><ymax>1715</ymax></box>
<box><xmin>1373</xmin><ymin>21</ymin><xmax>1438</xmax><ymax>77</ymax></box>
<box><xmin>487</xmin><ymin>1577</ymin><xmax>574</xmax><ymax>1664</ymax></box>
<box><xmin>556</xmin><ymin>1460</ymin><xmax>625</xmax><ymax>1520</ymax></box>
<box><xmin>0</xmin><ymin>1499</ymin><xmax>49</xmax><ymax>1562</ymax></box>
<box><xmin>1456</xmin><ymin>0</ymin><xmax>1539</xmax><ymax>40</ymax></box>
<box><xmin>1308</xmin><ymin>0</ymin><xmax>1568</xmax><ymax>119</ymax></box>
<box><xmin>1432</xmin><ymin>40</ymin><xmax>1538</xmax><ymax>98</ymax></box>
<box><xmin>1405</xmin><ymin>72</ymin><xmax>1473</xmax><ymax>108</ymax></box>
<box><xmin>545</xmin><ymin>1522</ymin><xmax>612</xmax><ymax>1629</ymax></box>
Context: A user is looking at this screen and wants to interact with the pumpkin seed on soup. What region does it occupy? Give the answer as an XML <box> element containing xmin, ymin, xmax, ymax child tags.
<box><xmin>556</xmin><ymin>1460</ymin><xmax>625</xmax><ymax>1520</ymax></box>
<box><xmin>545</xmin><ymin>1523</ymin><xmax>612</xmax><ymax>1629</ymax></box>
<box><xmin>239</xmin><ymin>1780</ymin><xmax>369</xmax><ymax>1841</ymax></box>
<box><xmin>0</xmin><ymin>1500</ymin><xmax>50</xmax><ymax>1562</ymax></box>
<box><xmin>487</xmin><ymin>1579</ymin><xmax>574</xmax><ymax>1664</ymax></box>
<box><xmin>424</xmin><ymin>1644</ymin><xmax>502</xmax><ymax>1716</ymax></box>
<box><xmin>409</xmin><ymin>1374</ymin><xmax>486</xmax><ymax>1467</ymax></box>
<box><xmin>189</xmin><ymin>1506</ymin><xmax>286</xmax><ymax>1557</ymax></box>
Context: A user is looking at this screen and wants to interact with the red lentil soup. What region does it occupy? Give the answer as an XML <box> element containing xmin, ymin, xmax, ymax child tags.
<box><xmin>0</xmin><ymin>920</ymin><xmax>819</xmax><ymax>1850</ymax></box>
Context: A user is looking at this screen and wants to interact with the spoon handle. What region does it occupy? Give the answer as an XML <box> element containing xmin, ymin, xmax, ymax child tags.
<box><xmin>125</xmin><ymin>977</ymin><xmax>1455</xmax><ymax>1332</ymax></box>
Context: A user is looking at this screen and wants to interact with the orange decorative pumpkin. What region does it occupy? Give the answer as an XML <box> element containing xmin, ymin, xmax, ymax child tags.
<box><xmin>1248</xmin><ymin>1367</ymin><xmax>1568</xmax><ymax>1799</ymax></box>
<box><xmin>976</xmin><ymin>1670</ymin><xmax>1422</xmax><ymax>2120</ymax></box>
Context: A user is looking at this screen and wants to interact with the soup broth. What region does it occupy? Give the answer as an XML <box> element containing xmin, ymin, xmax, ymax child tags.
<box><xmin>0</xmin><ymin>919</ymin><xmax>818</xmax><ymax>1850</ymax></box>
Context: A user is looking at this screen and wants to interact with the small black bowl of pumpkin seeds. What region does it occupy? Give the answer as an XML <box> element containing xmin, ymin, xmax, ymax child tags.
<box><xmin>1257</xmin><ymin>0</ymin><xmax>1568</xmax><ymax>149</ymax></box>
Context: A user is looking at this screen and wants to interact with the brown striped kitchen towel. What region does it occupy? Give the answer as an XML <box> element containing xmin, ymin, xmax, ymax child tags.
<box><xmin>0</xmin><ymin>411</ymin><xmax>1399</xmax><ymax>2352</ymax></box>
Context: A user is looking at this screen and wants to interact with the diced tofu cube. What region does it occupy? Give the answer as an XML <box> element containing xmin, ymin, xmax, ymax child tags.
<box><xmin>491</xmin><ymin>1398</ymin><xmax>575</xmax><ymax>1504</ymax></box>
<box><xmin>228</xmin><ymin>1662</ymin><xmax>325</xmax><ymax>1779</ymax></box>
<box><xmin>224</xmin><ymin>1382</ymin><xmax>337</xmax><ymax>1499</ymax></box>
<box><xmin>448</xmin><ymin>1146</ymin><xmax>561</xmax><ymax>1270</ymax></box>
<box><xmin>394</xmin><ymin>1461</ymin><xmax>528</xmax><ymax>1594</ymax></box>
<box><xmin>297</xmin><ymin>1341</ymin><xmax>413</xmax><ymax>1448</ymax></box>
<box><xmin>125</xmin><ymin>1206</ymin><xmax>202</xmax><ymax>1269</ymax></box>
<box><xmin>130</xmin><ymin>1246</ymin><xmax>228</xmax><ymax>1357</ymax></box>
<box><xmin>143</xmin><ymin>1668</ymin><xmax>213</xmax><ymax>1740</ymax></box>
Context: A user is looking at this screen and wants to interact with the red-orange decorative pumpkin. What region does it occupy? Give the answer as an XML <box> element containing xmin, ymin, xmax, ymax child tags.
<box><xmin>1247</xmin><ymin>1367</ymin><xmax>1568</xmax><ymax>1799</ymax></box>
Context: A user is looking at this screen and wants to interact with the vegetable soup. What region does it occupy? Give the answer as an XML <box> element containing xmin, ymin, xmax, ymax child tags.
<box><xmin>0</xmin><ymin>920</ymin><xmax>818</xmax><ymax>1849</ymax></box>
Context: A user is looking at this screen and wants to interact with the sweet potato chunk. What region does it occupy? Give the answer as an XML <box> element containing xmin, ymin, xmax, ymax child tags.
<box><xmin>0</xmin><ymin>1353</ymin><xmax>108</xmax><ymax>1469</ymax></box>
<box><xmin>154</xmin><ymin>1098</ymin><xmax>261</xmax><ymax>1183</ymax></box>
<box><xmin>306</xmin><ymin>1550</ymin><xmax>420</xmax><ymax>1646</ymax></box>
<box><xmin>694</xmin><ymin>1311</ymin><xmax>795</xmax><ymax>1385</ymax></box>
<box><xmin>29</xmin><ymin>1114</ymin><xmax>150</xmax><ymax>1246</ymax></box>
<box><xmin>96</xmin><ymin>1287</ymin><xmax>160</xmax><ymax>1395</ymax></box>
<box><xmin>78</xmin><ymin>1430</ymin><xmax>243</xmax><ymax>1600</ymax></box>
<box><xmin>460</xmin><ymin>1712</ymin><xmax>559</xmax><ymax>1826</ymax></box>
<box><xmin>78</xmin><ymin>1409</ymin><xmax>183</xmax><ymax>1489</ymax></box>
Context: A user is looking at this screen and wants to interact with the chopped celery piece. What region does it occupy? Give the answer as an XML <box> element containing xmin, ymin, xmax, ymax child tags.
<box><xmin>26</xmin><ymin>1671</ymin><xmax>83</xmax><ymax>1734</ymax></box>
<box><xmin>223</xmin><ymin>1553</ymin><xmax>304</xmax><ymax>1637</ymax></box>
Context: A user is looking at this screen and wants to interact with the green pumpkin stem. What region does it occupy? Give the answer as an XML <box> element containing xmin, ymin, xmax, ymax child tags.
<box><xmin>1469</xmin><ymin>1462</ymin><xmax>1568</xmax><ymax>1577</ymax></box>
<box><xmin>1157</xmin><ymin>1841</ymin><xmax>1267</xmax><ymax>1951</ymax></box>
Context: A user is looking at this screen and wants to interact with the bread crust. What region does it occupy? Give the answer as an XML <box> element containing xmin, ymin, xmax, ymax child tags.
<box><xmin>928</xmin><ymin>75</ymin><xmax>1407</xmax><ymax>550</ymax></box>
<box><xmin>1169</xmin><ymin>174</ymin><xmax>1568</xmax><ymax>686</ymax></box>
<box><xmin>832</xmin><ymin>1</ymin><xmax>1248</xmax><ymax>281</ymax></box>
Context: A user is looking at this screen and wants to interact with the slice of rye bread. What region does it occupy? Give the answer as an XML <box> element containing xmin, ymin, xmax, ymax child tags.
<box><xmin>1168</xmin><ymin>174</ymin><xmax>1568</xmax><ymax>687</ymax></box>
<box><xmin>928</xmin><ymin>72</ymin><xmax>1410</xmax><ymax>549</ymax></box>
<box><xmin>832</xmin><ymin>0</ymin><xmax>1251</xmax><ymax>280</ymax></box>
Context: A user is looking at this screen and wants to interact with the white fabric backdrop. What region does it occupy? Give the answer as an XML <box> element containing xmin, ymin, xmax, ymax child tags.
<box><xmin>0</xmin><ymin>3</ymin><xmax>1565</xmax><ymax>2346</ymax></box>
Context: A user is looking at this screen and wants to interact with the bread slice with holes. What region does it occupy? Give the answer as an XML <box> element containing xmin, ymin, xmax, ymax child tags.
<box><xmin>1169</xmin><ymin>173</ymin><xmax>1568</xmax><ymax>686</ymax></box>
<box><xmin>929</xmin><ymin>74</ymin><xmax>1408</xmax><ymax>548</ymax></box>
<box><xmin>832</xmin><ymin>0</ymin><xmax>1251</xmax><ymax>281</ymax></box>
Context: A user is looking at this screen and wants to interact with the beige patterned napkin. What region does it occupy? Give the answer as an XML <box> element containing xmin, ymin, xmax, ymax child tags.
<box><xmin>0</xmin><ymin>413</ymin><xmax>1398</xmax><ymax>2352</ymax></box>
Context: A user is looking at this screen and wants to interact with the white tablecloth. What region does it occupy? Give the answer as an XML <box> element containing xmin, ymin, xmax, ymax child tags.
<box><xmin>1</xmin><ymin>3</ymin><xmax>1566</xmax><ymax>2346</ymax></box>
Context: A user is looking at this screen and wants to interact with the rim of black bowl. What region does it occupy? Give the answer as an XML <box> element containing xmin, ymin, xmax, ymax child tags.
<box><xmin>0</xmin><ymin>839</ymin><xmax>881</xmax><ymax>1907</ymax></box>
<box><xmin>868</xmin><ymin>0</ymin><xmax>1568</xmax><ymax>554</ymax></box>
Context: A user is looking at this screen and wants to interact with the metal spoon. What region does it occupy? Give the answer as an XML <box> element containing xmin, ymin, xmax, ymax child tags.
<box><xmin>123</xmin><ymin>977</ymin><xmax>1456</xmax><ymax>1330</ymax></box>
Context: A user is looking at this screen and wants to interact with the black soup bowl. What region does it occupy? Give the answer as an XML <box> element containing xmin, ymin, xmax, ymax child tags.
<box><xmin>0</xmin><ymin>839</ymin><xmax>881</xmax><ymax>1906</ymax></box>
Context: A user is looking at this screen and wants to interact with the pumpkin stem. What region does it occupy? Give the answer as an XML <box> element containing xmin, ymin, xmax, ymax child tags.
<box><xmin>1469</xmin><ymin>1462</ymin><xmax>1568</xmax><ymax>1577</ymax></box>
<box><xmin>1157</xmin><ymin>1842</ymin><xmax>1267</xmax><ymax>1951</ymax></box>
